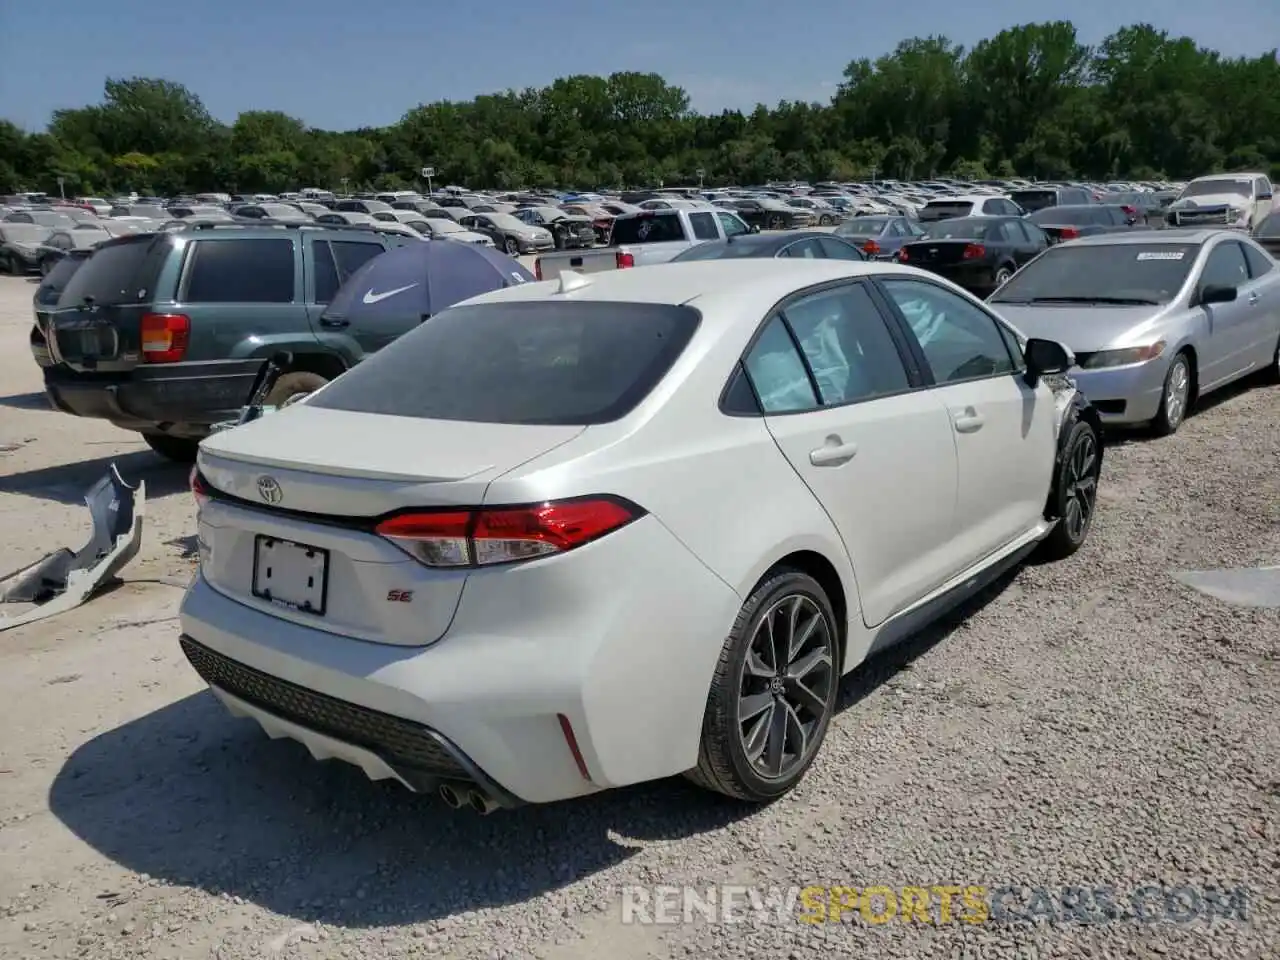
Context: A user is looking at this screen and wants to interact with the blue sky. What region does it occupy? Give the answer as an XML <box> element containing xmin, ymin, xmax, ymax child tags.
<box><xmin>2</xmin><ymin>0</ymin><xmax>1277</xmax><ymax>132</ymax></box>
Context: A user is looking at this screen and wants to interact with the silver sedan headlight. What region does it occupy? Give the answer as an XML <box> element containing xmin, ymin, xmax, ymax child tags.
<box><xmin>1078</xmin><ymin>342</ymin><xmax>1167</xmax><ymax>369</ymax></box>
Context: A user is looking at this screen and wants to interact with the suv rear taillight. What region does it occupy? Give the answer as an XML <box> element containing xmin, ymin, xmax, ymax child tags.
<box><xmin>375</xmin><ymin>496</ymin><xmax>643</xmax><ymax>568</ymax></box>
<box><xmin>1058</xmin><ymin>227</ymin><xmax>1081</xmax><ymax>240</ymax></box>
<box><xmin>862</xmin><ymin>239</ymin><xmax>881</xmax><ymax>255</ymax></box>
<box><xmin>190</xmin><ymin>466</ymin><xmax>210</xmax><ymax>508</ymax></box>
<box><xmin>141</xmin><ymin>313</ymin><xmax>190</xmax><ymax>363</ymax></box>
<box><xmin>615</xmin><ymin>251</ymin><xmax>635</xmax><ymax>269</ymax></box>
<box><xmin>962</xmin><ymin>243</ymin><xmax>986</xmax><ymax>259</ymax></box>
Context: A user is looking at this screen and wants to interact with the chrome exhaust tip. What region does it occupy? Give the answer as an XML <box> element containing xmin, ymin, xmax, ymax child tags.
<box><xmin>438</xmin><ymin>782</ymin><xmax>463</xmax><ymax>809</ymax></box>
<box><xmin>468</xmin><ymin>789</ymin><xmax>500</xmax><ymax>815</ymax></box>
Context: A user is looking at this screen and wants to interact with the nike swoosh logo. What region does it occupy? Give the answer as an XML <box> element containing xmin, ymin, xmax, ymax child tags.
<box><xmin>361</xmin><ymin>283</ymin><xmax>418</xmax><ymax>304</ymax></box>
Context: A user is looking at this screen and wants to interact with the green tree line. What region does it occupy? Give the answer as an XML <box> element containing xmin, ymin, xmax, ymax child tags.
<box><xmin>2</xmin><ymin>21</ymin><xmax>1278</xmax><ymax>196</ymax></box>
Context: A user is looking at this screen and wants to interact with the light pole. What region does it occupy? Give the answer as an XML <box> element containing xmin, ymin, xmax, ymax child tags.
<box><xmin>696</xmin><ymin>168</ymin><xmax>704</xmax><ymax>190</ymax></box>
<box><xmin>57</xmin><ymin>176</ymin><xmax>66</xmax><ymax>199</ymax></box>
<box><xmin>339</xmin><ymin>176</ymin><xmax>349</xmax><ymax>196</ymax></box>
<box><xmin>421</xmin><ymin>166</ymin><xmax>435</xmax><ymax>197</ymax></box>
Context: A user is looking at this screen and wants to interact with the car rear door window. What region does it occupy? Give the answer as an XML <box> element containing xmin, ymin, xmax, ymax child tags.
<box><xmin>332</xmin><ymin>240</ymin><xmax>384</xmax><ymax>280</ymax></box>
<box><xmin>717</xmin><ymin>212</ymin><xmax>749</xmax><ymax>237</ymax></box>
<box><xmin>184</xmin><ymin>238</ymin><xmax>295</xmax><ymax>303</ymax></box>
<box><xmin>689</xmin><ymin>212</ymin><xmax>718</xmax><ymax>240</ymax></box>
<box><xmin>744</xmin><ymin>315</ymin><xmax>819</xmax><ymax>413</ymax></box>
<box><xmin>880</xmin><ymin>278</ymin><xmax>1017</xmax><ymax>384</ymax></box>
<box><xmin>781</xmin><ymin>283</ymin><xmax>910</xmax><ymax>404</ymax></box>
<box><xmin>818</xmin><ymin>237</ymin><xmax>865</xmax><ymax>260</ymax></box>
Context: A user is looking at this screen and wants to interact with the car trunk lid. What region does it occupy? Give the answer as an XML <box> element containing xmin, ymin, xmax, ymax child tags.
<box><xmin>900</xmin><ymin>239</ymin><xmax>978</xmax><ymax>265</ymax></box>
<box><xmin>194</xmin><ymin>406</ymin><xmax>585</xmax><ymax>646</ymax></box>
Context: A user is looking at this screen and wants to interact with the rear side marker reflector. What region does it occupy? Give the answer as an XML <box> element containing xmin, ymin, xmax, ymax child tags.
<box><xmin>374</xmin><ymin>496</ymin><xmax>644</xmax><ymax>568</ymax></box>
<box><xmin>558</xmin><ymin>713</ymin><xmax>592</xmax><ymax>781</ymax></box>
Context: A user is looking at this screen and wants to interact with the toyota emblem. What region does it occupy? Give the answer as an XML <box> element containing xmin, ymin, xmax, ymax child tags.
<box><xmin>257</xmin><ymin>476</ymin><xmax>282</xmax><ymax>504</ymax></box>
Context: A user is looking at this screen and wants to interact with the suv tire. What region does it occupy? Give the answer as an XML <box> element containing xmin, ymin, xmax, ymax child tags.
<box><xmin>143</xmin><ymin>433</ymin><xmax>200</xmax><ymax>463</ymax></box>
<box><xmin>265</xmin><ymin>372</ymin><xmax>328</xmax><ymax>407</ymax></box>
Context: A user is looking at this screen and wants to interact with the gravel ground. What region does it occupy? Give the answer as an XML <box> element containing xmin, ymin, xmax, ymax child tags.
<box><xmin>0</xmin><ymin>272</ymin><xmax>1277</xmax><ymax>960</ymax></box>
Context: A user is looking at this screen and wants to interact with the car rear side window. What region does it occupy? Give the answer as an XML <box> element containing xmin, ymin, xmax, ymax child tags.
<box><xmin>1242</xmin><ymin>242</ymin><xmax>1273</xmax><ymax>279</ymax></box>
<box><xmin>184</xmin><ymin>238</ymin><xmax>295</xmax><ymax>303</ymax></box>
<box><xmin>56</xmin><ymin>236</ymin><xmax>163</xmax><ymax>306</ymax></box>
<box><xmin>881</xmin><ymin>278</ymin><xmax>1016</xmax><ymax>384</ymax></box>
<box><xmin>1010</xmin><ymin>190</ymin><xmax>1059</xmax><ymax>213</ymax></box>
<box><xmin>743</xmin><ymin>316</ymin><xmax>819</xmax><ymax>413</ymax></box>
<box><xmin>689</xmin><ymin>212</ymin><xmax>718</xmax><ymax>240</ymax></box>
<box><xmin>307</xmin><ymin>300</ymin><xmax>701</xmax><ymax>425</ymax></box>
<box><xmin>611</xmin><ymin>214</ymin><xmax>687</xmax><ymax>244</ymax></box>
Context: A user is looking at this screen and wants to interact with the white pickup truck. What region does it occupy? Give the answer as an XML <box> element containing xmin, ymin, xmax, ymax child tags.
<box><xmin>1164</xmin><ymin>172</ymin><xmax>1274</xmax><ymax>231</ymax></box>
<box><xmin>533</xmin><ymin>207</ymin><xmax>756</xmax><ymax>281</ymax></box>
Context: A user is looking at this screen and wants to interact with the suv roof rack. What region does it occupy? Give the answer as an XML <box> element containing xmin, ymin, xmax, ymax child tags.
<box><xmin>169</xmin><ymin>217</ymin><xmax>422</xmax><ymax>236</ymax></box>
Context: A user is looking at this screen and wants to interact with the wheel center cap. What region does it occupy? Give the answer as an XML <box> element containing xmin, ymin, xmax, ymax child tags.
<box><xmin>770</xmin><ymin>677</ymin><xmax>785</xmax><ymax>695</ymax></box>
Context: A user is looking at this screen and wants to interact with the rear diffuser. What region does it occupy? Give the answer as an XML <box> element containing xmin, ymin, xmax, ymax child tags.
<box><xmin>0</xmin><ymin>465</ymin><xmax>146</xmax><ymax>631</ymax></box>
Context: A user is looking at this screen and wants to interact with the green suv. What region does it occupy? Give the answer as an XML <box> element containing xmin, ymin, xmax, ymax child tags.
<box><xmin>39</xmin><ymin>222</ymin><xmax>415</xmax><ymax>461</ymax></box>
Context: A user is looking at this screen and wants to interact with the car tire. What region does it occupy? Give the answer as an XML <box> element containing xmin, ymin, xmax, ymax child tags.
<box><xmin>1265</xmin><ymin>336</ymin><xmax>1280</xmax><ymax>384</ymax></box>
<box><xmin>685</xmin><ymin>568</ymin><xmax>839</xmax><ymax>802</ymax></box>
<box><xmin>767</xmin><ymin>215</ymin><xmax>785</xmax><ymax>231</ymax></box>
<box><xmin>264</xmin><ymin>371</ymin><xmax>328</xmax><ymax>407</ymax></box>
<box><xmin>1036</xmin><ymin>419</ymin><xmax>1101</xmax><ymax>561</ymax></box>
<box><xmin>993</xmin><ymin>265</ymin><xmax>1014</xmax><ymax>288</ymax></box>
<box><xmin>1151</xmin><ymin>351</ymin><xmax>1193</xmax><ymax>436</ymax></box>
<box><xmin>142</xmin><ymin>433</ymin><xmax>201</xmax><ymax>463</ymax></box>
<box><xmin>504</xmin><ymin>238</ymin><xmax>519</xmax><ymax>255</ymax></box>
<box><xmin>817</xmin><ymin>215</ymin><xmax>831</xmax><ymax>226</ymax></box>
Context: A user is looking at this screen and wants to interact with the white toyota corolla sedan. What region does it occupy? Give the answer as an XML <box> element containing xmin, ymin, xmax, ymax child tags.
<box><xmin>179</xmin><ymin>259</ymin><xmax>1102</xmax><ymax>812</ymax></box>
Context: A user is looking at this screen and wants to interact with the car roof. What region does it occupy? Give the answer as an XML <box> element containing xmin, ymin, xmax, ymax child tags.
<box><xmin>1063</xmin><ymin>229</ymin><xmax>1219</xmax><ymax>247</ymax></box>
<box><xmin>686</xmin><ymin>231</ymin><xmax>839</xmax><ymax>254</ymax></box>
<box><xmin>463</xmin><ymin>259</ymin><xmax>943</xmax><ymax>320</ymax></box>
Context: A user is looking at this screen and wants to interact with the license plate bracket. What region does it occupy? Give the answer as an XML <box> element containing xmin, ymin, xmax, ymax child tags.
<box><xmin>252</xmin><ymin>535</ymin><xmax>329</xmax><ymax>615</ymax></box>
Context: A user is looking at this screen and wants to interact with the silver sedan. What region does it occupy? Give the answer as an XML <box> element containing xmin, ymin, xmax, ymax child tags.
<box><xmin>988</xmin><ymin>229</ymin><xmax>1280</xmax><ymax>434</ymax></box>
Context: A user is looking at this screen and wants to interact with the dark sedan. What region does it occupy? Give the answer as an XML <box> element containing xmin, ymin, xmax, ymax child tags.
<box><xmin>671</xmin><ymin>231</ymin><xmax>866</xmax><ymax>262</ymax></box>
<box><xmin>897</xmin><ymin>216</ymin><xmax>1050</xmax><ymax>296</ymax></box>
<box><xmin>834</xmin><ymin>216</ymin><xmax>925</xmax><ymax>259</ymax></box>
<box><xmin>1029</xmin><ymin>204</ymin><xmax>1141</xmax><ymax>243</ymax></box>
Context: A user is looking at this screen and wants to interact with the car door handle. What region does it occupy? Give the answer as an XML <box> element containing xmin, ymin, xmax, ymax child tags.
<box><xmin>809</xmin><ymin>438</ymin><xmax>858</xmax><ymax>467</ymax></box>
<box><xmin>319</xmin><ymin>317</ymin><xmax>349</xmax><ymax>329</ymax></box>
<box><xmin>1247</xmin><ymin>292</ymin><xmax>1260</xmax><ymax>306</ymax></box>
<box><xmin>951</xmin><ymin>408</ymin><xmax>985</xmax><ymax>433</ymax></box>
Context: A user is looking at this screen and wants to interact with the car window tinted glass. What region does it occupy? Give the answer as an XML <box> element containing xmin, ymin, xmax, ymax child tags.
<box><xmin>836</xmin><ymin>219</ymin><xmax>885</xmax><ymax>237</ymax></box>
<box><xmin>1030</xmin><ymin>207</ymin><xmax>1093</xmax><ymax>226</ymax></box>
<box><xmin>989</xmin><ymin>243</ymin><xmax>1199</xmax><ymax>305</ymax></box>
<box><xmin>717</xmin><ymin>212</ymin><xmax>748</xmax><ymax>237</ymax></box>
<box><xmin>923</xmin><ymin>218</ymin><xmax>990</xmax><ymax>240</ymax></box>
<box><xmin>919</xmin><ymin>201</ymin><xmax>974</xmax><ymax>222</ymax></box>
<box><xmin>311</xmin><ymin>240</ymin><xmax>340</xmax><ymax>303</ymax></box>
<box><xmin>818</xmin><ymin>237</ymin><xmax>865</xmax><ymax>260</ymax></box>
<box><xmin>184</xmin><ymin>238</ymin><xmax>295</xmax><ymax>303</ymax></box>
<box><xmin>783</xmin><ymin>284</ymin><xmax>909</xmax><ymax>404</ymax></box>
<box><xmin>1180</xmin><ymin>179</ymin><xmax>1252</xmax><ymax>200</ymax></box>
<box><xmin>743</xmin><ymin>315</ymin><xmax>819</xmax><ymax>413</ymax></box>
<box><xmin>882</xmin><ymin>279</ymin><xmax>1016</xmax><ymax>384</ymax></box>
<box><xmin>331</xmin><ymin>240</ymin><xmax>384</xmax><ymax>282</ymax></box>
<box><xmin>611</xmin><ymin>214</ymin><xmax>686</xmax><ymax>244</ymax></box>
<box><xmin>57</xmin><ymin>236</ymin><xmax>161</xmax><ymax>306</ymax></box>
<box><xmin>308</xmin><ymin>301</ymin><xmax>700</xmax><ymax>425</ymax></box>
<box><xmin>1201</xmin><ymin>242</ymin><xmax>1250</xmax><ymax>289</ymax></box>
<box><xmin>1242</xmin><ymin>243</ymin><xmax>1273</xmax><ymax>279</ymax></box>
<box><xmin>784</xmin><ymin>239</ymin><xmax>824</xmax><ymax>259</ymax></box>
<box><xmin>1010</xmin><ymin>190</ymin><xmax>1060</xmax><ymax>212</ymax></box>
<box><xmin>37</xmin><ymin>254</ymin><xmax>88</xmax><ymax>305</ymax></box>
<box><xmin>688</xmin><ymin>212</ymin><xmax>718</xmax><ymax>240</ymax></box>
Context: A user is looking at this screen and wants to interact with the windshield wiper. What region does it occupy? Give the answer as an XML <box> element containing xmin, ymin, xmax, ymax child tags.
<box><xmin>1003</xmin><ymin>295</ymin><xmax>1161</xmax><ymax>306</ymax></box>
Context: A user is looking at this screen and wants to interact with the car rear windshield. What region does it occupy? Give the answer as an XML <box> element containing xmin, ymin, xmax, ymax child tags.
<box><xmin>610</xmin><ymin>213</ymin><xmax>689</xmax><ymax>244</ymax></box>
<box><xmin>307</xmin><ymin>300</ymin><xmax>702</xmax><ymax>425</ymax></box>
<box><xmin>55</xmin><ymin>235</ymin><xmax>164</xmax><ymax>307</ymax></box>
<box><xmin>1030</xmin><ymin>207</ymin><xmax>1102</xmax><ymax>226</ymax></box>
<box><xmin>918</xmin><ymin>202</ymin><xmax>974</xmax><ymax>222</ymax></box>
<box><xmin>989</xmin><ymin>243</ymin><xmax>1200</xmax><ymax>306</ymax></box>
<box><xmin>836</xmin><ymin>219</ymin><xmax>886</xmax><ymax>236</ymax></box>
<box><xmin>922</xmin><ymin>218</ymin><xmax>990</xmax><ymax>240</ymax></box>
<box><xmin>1009</xmin><ymin>190</ymin><xmax>1059</xmax><ymax>212</ymax></box>
<box><xmin>35</xmin><ymin>252</ymin><xmax>90</xmax><ymax>305</ymax></box>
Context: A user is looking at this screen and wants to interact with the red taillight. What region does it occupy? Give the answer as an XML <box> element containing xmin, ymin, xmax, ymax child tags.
<box><xmin>1121</xmin><ymin>205</ymin><xmax>1137</xmax><ymax>216</ymax></box>
<box><xmin>615</xmin><ymin>251</ymin><xmax>635</xmax><ymax>269</ymax></box>
<box><xmin>962</xmin><ymin>244</ymin><xmax>986</xmax><ymax>259</ymax></box>
<box><xmin>897</xmin><ymin>247</ymin><xmax>910</xmax><ymax>261</ymax></box>
<box><xmin>862</xmin><ymin>239</ymin><xmax>881</xmax><ymax>255</ymax></box>
<box><xmin>534</xmin><ymin>259</ymin><xmax>543</xmax><ymax>280</ymax></box>
<box><xmin>375</xmin><ymin>497</ymin><xmax>642</xmax><ymax>568</ymax></box>
<box><xmin>140</xmin><ymin>313</ymin><xmax>190</xmax><ymax>363</ymax></box>
<box><xmin>1058</xmin><ymin>227</ymin><xmax>1081</xmax><ymax>240</ymax></box>
<box><xmin>190</xmin><ymin>466</ymin><xmax>210</xmax><ymax>507</ymax></box>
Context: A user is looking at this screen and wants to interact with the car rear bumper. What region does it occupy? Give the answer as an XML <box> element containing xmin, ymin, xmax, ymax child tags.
<box><xmin>920</xmin><ymin>263</ymin><xmax>999</xmax><ymax>293</ymax></box>
<box><xmin>44</xmin><ymin>359</ymin><xmax>263</xmax><ymax>436</ymax></box>
<box><xmin>1069</xmin><ymin>362</ymin><xmax>1166</xmax><ymax>424</ymax></box>
<box><xmin>177</xmin><ymin>515</ymin><xmax>742</xmax><ymax>804</ymax></box>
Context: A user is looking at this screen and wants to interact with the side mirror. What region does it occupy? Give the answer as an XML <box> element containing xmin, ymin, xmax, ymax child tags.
<box><xmin>750</xmin><ymin>224</ymin><xmax>761</xmax><ymax>234</ymax></box>
<box><xmin>1199</xmin><ymin>284</ymin><xmax>1238</xmax><ymax>306</ymax></box>
<box><xmin>1024</xmin><ymin>337</ymin><xmax>1073</xmax><ymax>382</ymax></box>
